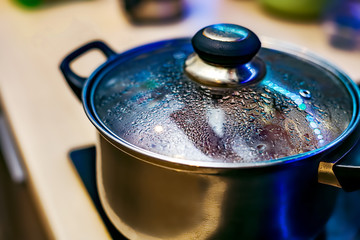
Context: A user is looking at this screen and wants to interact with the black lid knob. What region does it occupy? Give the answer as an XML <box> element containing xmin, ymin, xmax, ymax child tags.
<box><xmin>191</xmin><ymin>24</ymin><xmax>261</xmax><ymax>66</ymax></box>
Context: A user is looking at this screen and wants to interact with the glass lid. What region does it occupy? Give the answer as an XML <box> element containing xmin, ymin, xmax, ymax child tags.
<box><xmin>91</xmin><ymin>24</ymin><xmax>354</xmax><ymax>164</ymax></box>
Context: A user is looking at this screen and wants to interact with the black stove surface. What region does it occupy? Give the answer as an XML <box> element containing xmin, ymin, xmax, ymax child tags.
<box><xmin>69</xmin><ymin>146</ymin><xmax>360</xmax><ymax>240</ymax></box>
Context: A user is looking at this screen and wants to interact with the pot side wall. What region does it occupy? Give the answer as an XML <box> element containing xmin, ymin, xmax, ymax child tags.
<box><xmin>96</xmin><ymin>135</ymin><xmax>338</xmax><ymax>240</ymax></box>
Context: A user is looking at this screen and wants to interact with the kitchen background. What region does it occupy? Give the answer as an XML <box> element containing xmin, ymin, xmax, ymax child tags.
<box><xmin>0</xmin><ymin>0</ymin><xmax>359</xmax><ymax>239</ymax></box>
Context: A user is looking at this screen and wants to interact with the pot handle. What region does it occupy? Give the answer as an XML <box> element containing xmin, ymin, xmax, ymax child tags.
<box><xmin>60</xmin><ymin>41</ymin><xmax>116</xmax><ymax>100</ymax></box>
<box><xmin>318</xmin><ymin>124</ymin><xmax>360</xmax><ymax>192</ymax></box>
<box><xmin>319</xmin><ymin>162</ymin><xmax>360</xmax><ymax>192</ymax></box>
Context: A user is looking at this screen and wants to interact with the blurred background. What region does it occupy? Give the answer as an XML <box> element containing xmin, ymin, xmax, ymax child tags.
<box><xmin>0</xmin><ymin>0</ymin><xmax>359</xmax><ymax>239</ymax></box>
<box><xmin>0</xmin><ymin>147</ymin><xmax>47</xmax><ymax>239</ymax></box>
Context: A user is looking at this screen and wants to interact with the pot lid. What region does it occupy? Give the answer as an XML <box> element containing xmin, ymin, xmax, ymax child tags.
<box><xmin>90</xmin><ymin>24</ymin><xmax>355</xmax><ymax>164</ymax></box>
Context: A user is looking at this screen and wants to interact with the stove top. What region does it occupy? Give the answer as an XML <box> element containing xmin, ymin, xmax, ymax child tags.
<box><xmin>69</xmin><ymin>146</ymin><xmax>360</xmax><ymax>240</ymax></box>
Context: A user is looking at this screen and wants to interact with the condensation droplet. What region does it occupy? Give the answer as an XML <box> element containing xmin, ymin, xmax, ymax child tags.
<box><xmin>256</xmin><ymin>144</ymin><xmax>266</xmax><ymax>153</ymax></box>
<box><xmin>264</xmin><ymin>87</ymin><xmax>271</xmax><ymax>93</ymax></box>
<box><xmin>299</xmin><ymin>89</ymin><xmax>311</xmax><ymax>99</ymax></box>
<box><xmin>222</xmin><ymin>95</ymin><xmax>230</xmax><ymax>100</ymax></box>
<box><xmin>261</xmin><ymin>93</ymin><xmax>271</xmax><ymax>99</ymax></box>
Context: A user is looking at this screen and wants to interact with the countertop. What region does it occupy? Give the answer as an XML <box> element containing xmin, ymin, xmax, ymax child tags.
<box><xmin>0</xmin><ymin>0</ymin><xmax>359</xmax><ymax>239</ymax></box>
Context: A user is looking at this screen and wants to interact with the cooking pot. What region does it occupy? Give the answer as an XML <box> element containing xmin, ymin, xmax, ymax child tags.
<box><xmin>60</xmin><ymin>24</ymin><xmax>360</xmax><ymax>239</ymax></box>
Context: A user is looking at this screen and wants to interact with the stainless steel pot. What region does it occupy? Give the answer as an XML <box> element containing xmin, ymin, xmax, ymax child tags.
<box><xmin>60</xmin><ymin>24</ymin><xmax>360</xmax><ymax>240</ymax></box>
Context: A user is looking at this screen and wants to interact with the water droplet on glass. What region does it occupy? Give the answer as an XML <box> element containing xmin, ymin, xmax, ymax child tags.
<box><xmin>222</xmin><ymin>95</ymin><xmax>230</xmax><ymax>100</ymax></box>
<box><xmin>240</xmin><ymin>99</ymin><xmax>246</xmax><ymax>106</ymax></box>
<box><xmin>264</xmin><ymin>87</ymin><xmax>271</xmax><ymax>93</ymax></box>
<box><xmin>248</xmin><ymin>116</ymin><xmax>256</xmax><ymax>122</ymax></box>
<box><xmin>299</xmin><ymin>89</ymin><xmax>311</xmax><ymax>99</ymax></box>
<box><xmin>256</xmin><ymin>144</ymin><xmax>266</xmax><ymax>153</ymax></box>
<box><xmin>262</xmin><ymin>98</ymin><xmax>271</xmax><ymax>105</ymax></box>
<box><xmin>304</xmin><ymin>133</ymin><xmax>311</xmax><ymax>142</ymax></box>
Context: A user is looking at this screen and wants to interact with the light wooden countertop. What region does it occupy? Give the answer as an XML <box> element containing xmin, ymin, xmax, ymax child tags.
<box><xmin>0</xmin><ymin>0</ymin><xmax>359</xmax><ymax>239</ymax></box>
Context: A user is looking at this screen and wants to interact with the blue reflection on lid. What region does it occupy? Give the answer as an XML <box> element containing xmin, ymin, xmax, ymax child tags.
<box><xmin>263</xmin><ymin>79</ymin><xmax>324</xmax><ymax>144</ymax></box>
<box><xmin>204</xmin><ymin>24</ymin><xmax>249</xmax><ymax>42</ymax></box>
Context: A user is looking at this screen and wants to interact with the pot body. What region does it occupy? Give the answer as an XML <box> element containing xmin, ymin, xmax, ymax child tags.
<box><xmin>59</xmin><ymin>38</ymin><xmax>360</xmax><ymax>240</ymax></box>
<box><xmin>59</xmin><ymin>31</ymin><xmax>360</xmax><ymax>240</ymax></box>
<box><xmin>97</xmin><ymin>135</ymin><xmax>338</xmax><ymax>240</ymax></box>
